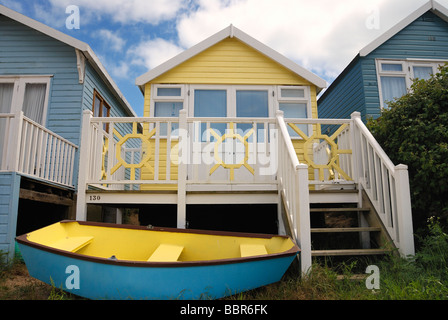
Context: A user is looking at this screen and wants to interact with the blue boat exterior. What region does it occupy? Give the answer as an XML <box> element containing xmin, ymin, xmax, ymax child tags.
<box><xmin>17</xmin><ymin>241</ymin><xmax>297</xmax><ymax>300</ymax></box>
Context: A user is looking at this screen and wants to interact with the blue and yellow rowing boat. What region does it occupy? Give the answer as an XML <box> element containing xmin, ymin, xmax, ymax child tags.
<box><xmin>16</xmin><ymin>220</ymin><xmax>299</xmax><ymax>300</ymax></box>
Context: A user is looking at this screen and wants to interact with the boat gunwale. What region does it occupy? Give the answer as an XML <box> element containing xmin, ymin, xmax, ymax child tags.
<box><xmin>15</xmin><ymin>220</ymin><xmax>300</xmax><ymax>268</ymax></box>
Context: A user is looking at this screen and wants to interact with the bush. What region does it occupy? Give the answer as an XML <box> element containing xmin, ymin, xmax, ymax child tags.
<box><xmin>367</xmin><ymin>64</ymin><xmax>448</xmax><ymax>234</ymax></box>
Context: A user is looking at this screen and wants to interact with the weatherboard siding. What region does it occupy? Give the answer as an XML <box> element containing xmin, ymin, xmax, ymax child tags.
<box><xmin>318</xmin><ymin>58</ymin><xmax>365</xmax><ymax>120</ymax></box>
<box><xmin>0</xmin><ymin>172</ymin><xmax>20</xmax><ymax>259</ymax></box>
<box><xmin>0</xmin><ymin>14</ymin><xmax>83</xmax><ymax>145</ymax></box>
<box><xmin>318</xmin><ymin>11</ymin><xmax>448</xmax><ymax>121</ymax></box>
<box><xmin>151</xmin><ymin>38</ymin><xmax>312</xmax><ymax>86</ymax></box>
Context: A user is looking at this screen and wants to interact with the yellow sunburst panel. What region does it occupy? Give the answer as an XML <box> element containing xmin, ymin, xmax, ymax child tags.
<box><xmin>288</xmin><ymin>123</ymin><xmax>352</xmax><ymax>181</ymax></box>
<box><xmin>110</xmin><ymin>122</ymin><xmax>156</xmax><ymax>181</ymax></box>
<box><xmin>209</xmin><ymin>123</ymin><xmax>255</xmax><ymax>181</ymax></box>
<box><xmin>101</xmin><ymin>137</ymin><xmax>108</xmax><ymax>181</ymax></box>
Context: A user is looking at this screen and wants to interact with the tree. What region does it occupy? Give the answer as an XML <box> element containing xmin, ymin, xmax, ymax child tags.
<box><xmin>367</xmin><ymin>64</ymin><xmax>448</xmax><ymax>234</ymax></box>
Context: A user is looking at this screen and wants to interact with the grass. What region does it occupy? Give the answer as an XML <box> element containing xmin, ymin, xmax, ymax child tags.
<box><xmin>1</xmin><ymin>217</ymin><xmax>447</xmax><ymax>300</ymax></box>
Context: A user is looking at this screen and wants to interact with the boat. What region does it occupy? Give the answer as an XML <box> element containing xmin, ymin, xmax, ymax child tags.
<box><xmin>15</xmin><ymin>220</ymin><xmax>299</xmax><ymax>300</ymax></box>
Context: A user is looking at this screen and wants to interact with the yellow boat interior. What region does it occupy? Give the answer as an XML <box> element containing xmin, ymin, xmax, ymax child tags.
<box><xmin>21</xmin><ymin>221</ymin><xmax>298</xmax><ymax>263</ymax></box>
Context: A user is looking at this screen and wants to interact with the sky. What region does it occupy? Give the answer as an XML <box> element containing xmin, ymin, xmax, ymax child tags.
<box><xmin>1</xmin><ymin>0</ymin><xmax>447</xmax><ymax>116</ymax></box>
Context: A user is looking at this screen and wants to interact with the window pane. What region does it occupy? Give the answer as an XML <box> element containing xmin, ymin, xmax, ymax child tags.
<box><xmin>22</xmin><ymin>83</ymin><xmax>46</xmax><ymax>124</ymax></box>
<box><xmin>94</xmin><ymin>96</ymin><xmax>101</xmax><ymax>117</ymax></box>
<box><xmin>157</xmin><ymin>87</ymin><xmax>182</xmax><ymax>96</ymax></box>
<box><xmin>194</xmin><ymin>90</ymin><xmax>227</xmax><ymax>140</ymax></box>
<box><xmin>0</xmin><ymin>83</ymin><xmax>14</xmax><ymax>164</ymax></box>
<box><xmin>194</xmin><ymin>90</ymin><xmax>227</xmax><ymax>117</ymax></box>
<box><xmin>154</xmin><ymin>102</ymin><xmax>183</xmax><ymax>117</ymax></box>
<box><xmin>236</xmin><ymin>90</ymin><xmax>269</xmax><ymax>140</ymax></box>
<box><xmin>0</xmin><ymin>83</ymin><xmax>14</xmax><ymax>113</ymax></box>
<box><xmin>279</xmin><ymin>102</ymin><xmax>308</xmax><ymax>136</ymax></box>
<box><xmin>413</xmin><ymin>66</ymin><xmax>433</xmax><ymax>80</ymax></box>
<box><xmin>380</xmin><ymin>76</ymin><xmax>407</xmax><ymax>106</ymax></box>
<box><xmin>381</xmin><ymin>63</ymin><xmax>403</xmax><ymax>72</ymax></box>
<box><xmin>155</xmin><ymin>101</ymin><xmax>183</xmax><ymax>135</ymax></box>
<box><xmin>281</xmin><ymin>88</ymin><xmax>305</xmax><ymax>98</ymax></box>
<box><xmin>236</xmin><ymin>90</ymin><xmax>269</xmax><ymax>117</ymax></box>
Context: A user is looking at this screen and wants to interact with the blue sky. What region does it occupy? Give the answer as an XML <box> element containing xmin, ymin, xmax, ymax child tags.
<box><xmin>1</xmin><ymin>0</ymin><xmax>446</xmax><ymax>116</ymax></box>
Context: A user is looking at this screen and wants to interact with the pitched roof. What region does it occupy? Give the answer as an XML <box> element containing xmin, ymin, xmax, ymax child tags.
<box><xmin>359</xmin><ymin>0</ymin><xmax>448</xmax><ymax>57</ymax></box>
<box><xmin>135</xmin><ymin>25</ymin><xmax>327</xmax><ymax>93</ymax></box>
<box><xmin>0</xmin><ymin>4</ymin><xmax>137</xmax><ymax>117</ymax></box>
<box><xmin>319</xmin><ymin>0</ymin><xmax>448</xmax><ymax>103</ymax></box>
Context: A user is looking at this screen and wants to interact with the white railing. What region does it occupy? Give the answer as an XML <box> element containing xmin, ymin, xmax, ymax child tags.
<box><xmin>76</xmin><ymin>110</ymin><xmax>414</xmax><ymax>260</ymax></box>
<box><xmin>84</xmin><ymin>115</ymin><xmax>179</xmax><ymax>188</ymax></box>
<box><xmin>0</xmin><ymin>112</ymin><xmax>78</xmax><ymax>188</ymax></box>
<box><xmin>351</xmin><ymin>112</ymin><xmax>414</xmax><ymax>257</ymax></box>
<box><xmin>185</xmin><ymin>115</ymin><xmax>277</xmax><ymax>188</ymax></box>
<box><xmin>276</xmin><ymin>111</ymin><xmax>311</xmax><ymax>275</ymax></box>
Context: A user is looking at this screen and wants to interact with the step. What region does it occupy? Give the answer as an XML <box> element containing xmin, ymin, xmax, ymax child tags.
<box><xmin>310</xmin><ymin>189</ymin><xmax>358</xmax><ymax>204</ymax></box>
<box><xmin>311</xmin><ymin>248</ymin><xmax>390</xmax><ymax>257</ymax></box>
<box><xmin>311</xmin><ymin>227</ymin><xmax>381</xmax><ymax>233</ymax></box>
<box><xmin>310</xmin><ymin>208</ymin><xmax>370</xmax><ymax>213</ymax></box>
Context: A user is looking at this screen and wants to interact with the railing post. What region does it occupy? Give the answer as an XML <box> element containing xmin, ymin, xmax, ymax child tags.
<box><xmin>8</xmin><ymin>111</ymin><xmax>24</xmax><ymax>172</ymax></box>
<box><xmin>350</xmin><ymin>112</ymin><xmax>362</xmax><ymax>185</ymax></box>
<box><xmin>394</xmin><ymin>164</ymin><xmax>415</xmax><ymax>257</ymax></box>
<box><xmin>296</xmin><ymin>163</ymin><xmax>311</xmax><ymax>276</ymax></box>
<box><xmin>177</xmin><ymin>109</ymin><xmax>187</xmax><ymax>229</ymax></box>
<box><xmin>76</xmin><ymin>110</ymin><xmax>93</xmax><ymax>221</ymax></box>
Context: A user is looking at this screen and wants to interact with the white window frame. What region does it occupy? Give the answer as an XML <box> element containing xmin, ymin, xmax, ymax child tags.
<box><xmin>187</xmin><ymin>85</ymin><xmax>275</xmax><ymax>118</ymax></box>
<box><xmin>152</xmin><ymin>84</ymin><xmax>185</xmax><ymax>101</ymax></box>
<box><xmin>150</xmin><ymin>84</ymin><xmax>186</xmax><ymax>117</ymax></box>
<box><xmin>0</xmin><ymin>75</ymin><xmax>52</xmax><ymax>125</ymax></box>
<box><xmin>376</xmin><ymin>59</ymin><xmax>447</xmax><ymax>109</ymax></box>
<box><xmin>276</xmin><ymin>85</ymin><xmax>312</xmax><ymax>139</ymax></box>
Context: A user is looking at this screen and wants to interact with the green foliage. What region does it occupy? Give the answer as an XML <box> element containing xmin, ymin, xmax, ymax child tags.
<box><xmin>367</xmin><ymin>64</ymin><xmax>448</xmax><ymax>233</ymax></box>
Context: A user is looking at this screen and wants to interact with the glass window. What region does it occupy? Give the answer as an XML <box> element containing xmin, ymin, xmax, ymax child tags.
<box><xmin>413</xmin><ymin>66</ymin><xmax>433</xmax><ymax>80</ymax></box>
<box><xmin>0</xmin><ymin>83</ymin><xmax>14</xmax><ymax>113</ymax></box>
<box><xmin>280</xmin><ymin>88</ymin><xmax>305</xmax><ymax>98</ymax></box>
<box><xmin>279</xmin><ymin>102</ymin><xmax>308</xmax><ymax>136</ymax></box>
<box><xmin>22</xmin><ymin>83</ymin><xmax>47</xmax><ymax>124</ymax></box>
<box><xmin>236</xmin><ymin>90</ymin><xmax>269</xmax><ymax>140</ymax></box>
<box><xmin>0</xmin><ymin>83</ymin><xmax>14</xmax><ymax>163</ymax></box>
<box><xmin>194</xmin><ymin>90</ymin><xmax>227</xmax><ymax>140</ymax></box>
<box><xmin>236</xmin><ymin>90</ymin><xmax>269</xmax><ymax>118</ymax></box>
<box><xmin>154</xmin><ymin>101</ymin><xmax>183</xmax><ymax>135</ymax></box>
<box><xmin>381</xmin><ymin>63</ymin><xmax>403</xmax><ymax>72</ymax></box>
<box><xmin>93</xmin><ymin>90</ymin><xmax>111</xmax><ymax>132</ymax></box>
<box><xmin>157</xmin><ymin>87</ymin><xmax>182</xmax><ymax>97</ymax></box>
<box><xmin>380</xmin><ymin>76</ymin><xmax>407</xmax><ymax>107</ymax></box>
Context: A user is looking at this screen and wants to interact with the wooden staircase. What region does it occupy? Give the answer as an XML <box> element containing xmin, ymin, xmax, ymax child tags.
<box><xmin>308</xmin><ymin>189</ymin><xmax>395</xmax><ymax>261</ymax></box>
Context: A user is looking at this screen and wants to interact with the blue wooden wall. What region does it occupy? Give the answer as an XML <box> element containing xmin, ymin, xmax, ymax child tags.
<box><xmin>0</xmin><ymin>173</ymin><xmax>20</xmax><ymax>260</ymax></box>
<box><xmin>0</xmin><ymin>13</ymin><xmax>136</xmax><ymax>260</ymax></box>
<box><xmin>318</xmin><ymin>11</ymin><xmax>448</xmax><ymax>121</ymax></box>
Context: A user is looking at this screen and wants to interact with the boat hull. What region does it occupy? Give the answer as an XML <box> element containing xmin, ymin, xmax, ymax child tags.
<box><xmin>16</xmin><ymin>222</ymin><xmax>298</xmax><ymax>300</ymax></box>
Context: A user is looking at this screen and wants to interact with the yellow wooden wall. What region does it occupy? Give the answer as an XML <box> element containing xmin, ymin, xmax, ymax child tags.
<box><xmin>141</xmin><ymin>37</ymin><xmax>319</xmax><ymax>189</ymax></box>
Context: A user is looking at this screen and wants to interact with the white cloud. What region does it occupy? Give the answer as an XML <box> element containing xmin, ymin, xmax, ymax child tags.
<box><xmin>129</xmin><ymin>38</ymin><xmax>185</xmax><ymax>70</ymax></box>
<box><xmin>96</xmin><ymin>29</ymin><xmax>126</xmax><ymax>51</ymax></box>
<box><xmin>175</xmin><ymin>0</ymin><xmax>432</xmax><ymax>82</ymax></box>
<box><xmin>47</xmin><ymin>0</ymin><xmax>187</xmax><ymax>25</ymax></box>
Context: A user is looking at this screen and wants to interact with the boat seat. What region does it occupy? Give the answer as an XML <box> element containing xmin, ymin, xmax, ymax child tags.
<box><xmin>240</xmin><ymin>244</ymin><xmax>267</xmax><ymax>257</ymax></box>
<box><xmin>148</xmin><ymin>244</ymin><xmax>184</xmax><ymax>262</ymax></box>
<box><xmin>50</xmin><ymin>236</ymin><xmax>94</xmax><ymax>253</ymax></box>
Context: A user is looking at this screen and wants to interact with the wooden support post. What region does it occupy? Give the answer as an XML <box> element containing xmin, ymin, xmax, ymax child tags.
<box><xmin>76</xmin><ymin>111</ymin><xmax>92</xmax><ymax>221</ymax></box>
<box><xmin>394</xmin><ymin>164</ymin><xmax>415</xmax><ymax>257</ymax></box>
<box><xmin>177</xmin><ymin>110</ymin><xmax>187</xmax><ymax>229</ymax></box>
<box><xmin>296</xmin><ymin>163</ymin><xmax>312</xmax><ymax>276</ymax></box>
